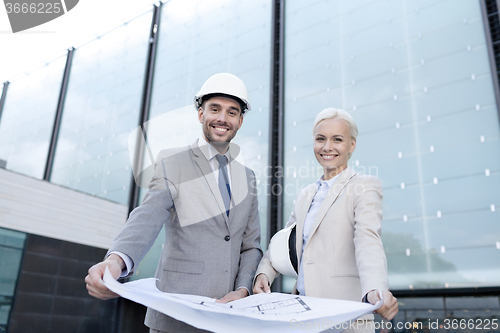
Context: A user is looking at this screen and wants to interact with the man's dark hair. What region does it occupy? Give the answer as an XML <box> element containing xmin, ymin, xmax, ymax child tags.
<box><xmin>201</xmin><ymin>93</ymin><xmax>246</xmax><ymax>114</ymax></box>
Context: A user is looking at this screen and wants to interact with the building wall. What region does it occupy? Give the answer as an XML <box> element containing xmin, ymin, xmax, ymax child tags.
<box><xmin>9</xmin><ymin>234</ymin><xmax>120</xmax><ymax>333</ymax></box>
<box><xmin>375</xmin><ymin>295</ymin><xmax>500</xmax><ymax>332</ymax></box>
<box><xmin>0</xmin><ymin>168</ymin><xmax>128</xmax><ymax>249</ymax></box>
<box><xmin>0</xmin><ymin>163</ymin><xmax>129</xmax><ymax>332</ymax></box>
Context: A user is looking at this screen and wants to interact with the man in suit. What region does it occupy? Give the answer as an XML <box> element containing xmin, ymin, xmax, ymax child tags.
<box><xmin>85</xmin><ymin>73</ymin><xmax>263</xmax><ymax>333</ymax></box>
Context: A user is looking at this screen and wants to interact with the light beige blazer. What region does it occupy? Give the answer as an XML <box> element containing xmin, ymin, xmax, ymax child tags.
<box><xmin>256</xmin><ymin>167</ymin><xmax>388</xmax><ymax>310</ymax></box>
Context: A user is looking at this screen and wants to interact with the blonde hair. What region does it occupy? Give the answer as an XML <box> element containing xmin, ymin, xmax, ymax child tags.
<box><xmin>312</xmin><ymin>107</ymin><xmax>358</xmax><ymax>140</ymax></box>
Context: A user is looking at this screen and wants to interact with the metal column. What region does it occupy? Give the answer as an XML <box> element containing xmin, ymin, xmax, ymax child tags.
<box><xmin>267</xmin><ymin>0</ymin><xmax>285</xmax><ymax>292</ymax></box>
<box><xmin>0</xmin><ymin>81</ymin><xmax>9</xmax><ymax>122</ymax></box>
<box><xmin>480</xmin><ymin>0</ymin><xmax>500</xmax><ymax>123</ymax></box>
<box><xmin>43</xmin><ymin>48</ymin><xmax>75</xmax><ymax>181</ymax></box>
<box><xmin>127</xmin><ymin>3</ymin><xmax>162</xmax><ymax>213</ymax></box>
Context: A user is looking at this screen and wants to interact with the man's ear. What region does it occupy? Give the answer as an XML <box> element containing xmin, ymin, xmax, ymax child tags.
<box><xmin>198</xmin><ymin>107</ymin><xmax>204</xmax><ymax>124</ymax></box>
<box><xmin>237</xmin><ymin>113</ymin><xmax>244</xmax><ymax>130</ymax></box>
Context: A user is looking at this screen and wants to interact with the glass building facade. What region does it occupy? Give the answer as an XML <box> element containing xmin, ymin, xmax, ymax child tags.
<box><xmin>50</xmin><ymin>10</ymin><xmax>153</xmax><ymax>205</ymax></box>
<box><xmin>0</xmin><ymin>229</ymin><xmax>26</xmax><ymax>331</ymax></box>
<box><xmin>0</xmin><ymin>0</ymin><xmax>499</xmax><ymax>331</ymax></box>
<box><xmin>282</xmin><ymin>0</ymin><xmax>500</xmax><ymax>291</ymax></box>
<box><xmin>0</xmin><ymin>56</ymin><xmax>66</xmax><ymax>179</ymax></box>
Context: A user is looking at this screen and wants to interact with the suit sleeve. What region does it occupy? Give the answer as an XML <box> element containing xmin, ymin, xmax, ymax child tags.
<box><xmin>234</xmin><ymin>170</ymin><xmax>263</xmax><ymax>292</ymax></box>
<box><xmin>253</xmin><ymin>193</ymin><xmax>299</xmax><ymax>287</ymax></box>
<box><xmin>107</xmin><ymin>151</ymin><xmax>178</xmax><ymax>275</ymax></box>
<box><xmin>352</xmin><ymin>176</ymin><xmax>389</xmax><ymax>296</ymax></box>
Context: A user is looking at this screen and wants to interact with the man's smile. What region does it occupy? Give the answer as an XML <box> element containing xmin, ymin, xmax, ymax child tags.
<box><xmin>213</xmin><ymin>125</ymin><xmax>229</xmax><ymax>133</ymax></box>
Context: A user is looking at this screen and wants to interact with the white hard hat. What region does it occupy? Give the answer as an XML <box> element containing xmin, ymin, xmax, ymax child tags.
<box><xmin>268</xmin><ymin>222</ymin><xmax>298</xmax><ymax>279</ymax></box>
<box><xmin>194</xmin><ymin>73</ymin><xmax>251</xmax><ymax>113</ymax></box>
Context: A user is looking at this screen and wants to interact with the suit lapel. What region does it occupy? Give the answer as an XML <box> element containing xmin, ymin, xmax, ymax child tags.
<box><xmin>228</xmin><ymin>157</ymin><xmax>245</xmax><ymax>225</ymax></box>
<box><xmin>226</xmin><ymin>142</ymin><xmax>249</xmax><ymax>227</ymax></box>
<box><xmin>304</xmin><ymin>167</ymin><xmax>356</xmax><ymax>251</ymax></box>
<box><xmin>190</xmin><ymin>141</ymin><xmax>229</xmax><ymax>224</ymax></box>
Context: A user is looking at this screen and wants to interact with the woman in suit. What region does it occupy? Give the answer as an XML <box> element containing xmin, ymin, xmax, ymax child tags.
<box><xmin>253</xmin><ymin>108</ymin><xmax>398</xmax><ymax>330</ymax></box>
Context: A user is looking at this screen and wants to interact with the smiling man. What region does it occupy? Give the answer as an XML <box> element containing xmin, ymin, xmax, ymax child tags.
<box><xmin>198</xmin><ymin>95</ymin><xmax>243</xmax><ymax>152</ymax></box>
<box><xmin>85</xmin><ymin>73</ymin><xmax>262</xmax><ymax>333</ymax></box>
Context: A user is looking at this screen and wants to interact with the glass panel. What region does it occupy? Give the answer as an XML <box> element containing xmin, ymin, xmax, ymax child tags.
<box><xmin>131</xmin><ymin>0</ymin><xmax>272</xmax><ymax>280</ymax></box>
<box><xmin>0</xmin><ymin>228</ymin><xmax>26</xmax><ymax>331</ymax></box>
<box><xmin>0</xmin><ymin>56</ymin><xmax>66</xmax><ymax>179</ymax></box>
<box><xmin>50</xmin><ymin>10</ymin><xmax>153</xmax><ymax>205</ymax></box>
<box><xmin>283</xmin><ymin>0</ymin><xmax>500</xmax><ymax>291</ymax></box>
<box><xmin>0</xmin><ymin>248</ymin><xmax>23</xmax><ymax>296</ymax></box>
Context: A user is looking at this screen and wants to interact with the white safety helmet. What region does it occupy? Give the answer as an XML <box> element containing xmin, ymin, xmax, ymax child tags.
<box><xmin>268</xmin><ymin>222</ymin><xmax>298</xmax><ymax>279</ymax></box>
<box><xmin>194</xmin><ymin>73</ymin><xmax>251</xmax><ymax>113</ymax></box>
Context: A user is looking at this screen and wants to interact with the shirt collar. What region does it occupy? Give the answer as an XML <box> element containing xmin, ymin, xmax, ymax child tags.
<box><xmin>197</xmin><ymin>136</ymin><xmax>231</xmax><ymax>161</ymax></box>
<box><xmin>315</xmin><ymin>171</ymin><xmax>342</xmax><ymax>191</ymax></box>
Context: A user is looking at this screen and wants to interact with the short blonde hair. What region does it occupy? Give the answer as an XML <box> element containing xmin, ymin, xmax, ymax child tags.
<box><xmin>312</xmin><ymin>107</ymin><xmax>358</xmax><ymax>140</ymax></box>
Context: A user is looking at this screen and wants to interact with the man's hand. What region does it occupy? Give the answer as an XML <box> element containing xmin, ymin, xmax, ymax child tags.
<box><xmin>368</xmin><ymin>290</ymin><xmax>398</xmax><ymax>320</ymax></box>
<box><xmin>216</xmin><ymin>288</ymin><xmax>248</xmax><ymax>303</ymax></box>
<box><xmin>252</xmin><ymin>273</ymin><xmax>271</xmax><ymax>294</ymax></box>
<box><xmin>85</xmin><ymin>254</ymin><xmax>124</xmax><ymax>300</ymax></box>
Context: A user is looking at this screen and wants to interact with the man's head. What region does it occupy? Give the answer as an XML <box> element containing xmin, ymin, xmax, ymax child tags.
<box><xmin>195</xmin><ymin>73</ymin><xmax>250</xmax><ymax>150</ymax></box>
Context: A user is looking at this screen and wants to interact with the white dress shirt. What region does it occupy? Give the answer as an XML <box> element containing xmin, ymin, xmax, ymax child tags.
<box><xmin>296</xmin><ymin>172</ymin><xmax>341</xmax><ymax>295</ymax></box>
<box><xmin>196</xmin><ymin>136</ymin><xmax>232</xmax><ymax>188</ymax></box>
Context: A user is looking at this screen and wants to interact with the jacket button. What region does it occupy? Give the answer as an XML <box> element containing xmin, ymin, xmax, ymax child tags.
<box><xmin>224</xmin><ymin>235</ymin><xmax>230</xmax><ymax>241</ymax></box>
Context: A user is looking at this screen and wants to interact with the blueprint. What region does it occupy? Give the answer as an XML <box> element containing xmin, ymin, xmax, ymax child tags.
<box><xmin>166</xmin><ymin>292</ymin><xmax>311</xmax><ymax>315</ymax></box>
<box><xmin>103</xmin><ymin>268</ymin><xmax>381</xmax><ymax>333</ymax></box>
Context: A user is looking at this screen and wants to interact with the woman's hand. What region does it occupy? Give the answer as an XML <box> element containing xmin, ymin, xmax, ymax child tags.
<box><xmin>253</xmin><ymin>273</ymin><xmax>271</xmax><ymax>294</ymax></box>
<box><xmin>368</xmin><ymin>290</ymin><xmax>399</xmax><ymax>320</ymax></box>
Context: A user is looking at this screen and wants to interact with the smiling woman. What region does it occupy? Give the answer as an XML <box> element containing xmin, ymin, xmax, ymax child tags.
<box><xmin>254</xmin><ymin>108</ymin><xmax>399</xmax><ymax>332</ymax></box>
<box><xmin>313</xmin><ymin>108</ymin><xmax>357</xmax><ymax>180</ymax></box>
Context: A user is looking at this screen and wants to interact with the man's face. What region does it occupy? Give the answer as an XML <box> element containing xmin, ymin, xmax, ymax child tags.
<box><xmin>198</xmin><ymin>96</ymin><xmax>244</xmax><ymax>145</ymax></box>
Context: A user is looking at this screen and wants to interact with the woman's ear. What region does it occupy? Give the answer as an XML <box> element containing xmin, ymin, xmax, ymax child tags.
<box><xmin>350</xmin><ymin>138</ymin><xmax>356</xmax><ymax>154</ymax></box>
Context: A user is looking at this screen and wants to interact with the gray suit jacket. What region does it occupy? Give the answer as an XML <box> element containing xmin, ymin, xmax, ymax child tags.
<box><xmin>109</xmin><ymin>140</ymin><xmax>262</xmax><ymax>332</ymax></box>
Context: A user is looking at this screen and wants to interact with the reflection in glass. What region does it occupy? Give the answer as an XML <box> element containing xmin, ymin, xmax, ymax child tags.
<box><xmin>0</xmin><ymin>56</ymin><xmax>66</xmax><ymax>179</ymax></box>
<box><xmin>130</xmin><ymin>0</ymin><xmax>272</xmax><ymax>280</ymax></box>
<box><xmin>283</xmin><ymin>0</ymin><xmax>500</xmax><ymax>290</ymax></box>
<box><xmin>0</xmin><ymin>228</ymin><xmax>26</xmax><ymax>331</ymax></box>
<box><xmin>50</xmin><ymin>10</ymin><xmax>153</xmax><ymax>205</ymax></box>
